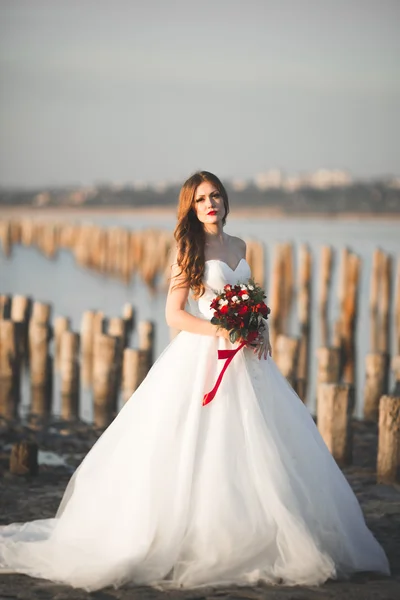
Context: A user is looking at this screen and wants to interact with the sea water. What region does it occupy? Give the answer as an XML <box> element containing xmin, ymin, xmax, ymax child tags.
<box><xmin>1</xmin><ymin>212</ymin><xmax>399</xmax><ymax>421</ymax></box>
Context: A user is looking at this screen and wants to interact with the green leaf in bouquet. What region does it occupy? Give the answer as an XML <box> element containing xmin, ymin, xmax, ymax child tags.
<box><xmin>248</xmin><ymin>312</ymin><xmax>258</xmax><ymax>327</ymax></box>
<box><xmin>229</xmin><ymin>329</ymin><xmax>240</xmax><ymax>343</ymax></box>
<box><xmin>210</xmin><ymin>317</ymin><xmax>220</xmax><ymax>325</ymax></box>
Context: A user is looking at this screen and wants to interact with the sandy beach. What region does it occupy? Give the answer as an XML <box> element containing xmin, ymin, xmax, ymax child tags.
<box><xmin>1</xmin><ymin>418</ymin><xmax>400</xmax><ymax>600</ymax></box>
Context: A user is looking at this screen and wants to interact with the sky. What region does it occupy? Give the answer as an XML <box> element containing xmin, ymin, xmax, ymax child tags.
<box><xmin>0</xmin><ymin>0</ymin><xmax>399</xmax><ymax>188</ymax></box>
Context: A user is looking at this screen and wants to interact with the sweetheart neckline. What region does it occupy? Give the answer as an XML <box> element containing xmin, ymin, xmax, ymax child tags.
<box><xmin>204</xmin><ymin>258</ymin><xmax>248</xmax><ymax>273</ymax></box>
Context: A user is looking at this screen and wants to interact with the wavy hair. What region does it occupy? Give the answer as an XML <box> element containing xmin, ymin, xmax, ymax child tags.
<box><xmin>173</xmin><ymin>171</ymin><xmax>230</xmax><ymax>298</ymax></box>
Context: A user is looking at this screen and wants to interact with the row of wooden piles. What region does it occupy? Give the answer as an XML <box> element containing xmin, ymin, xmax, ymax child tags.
<box><xmin>0</xmin><ymin>219</ymin><xmax>265</xmax><ymax>290</ymax></box>
<box><xmin>271</xmin><ymin>244</ymin><xmax>400</xmax><ymax>483</ymax></box>
<box><xmin>1</xmin><ymin>218</ymin><xmax>400</xmax><ymax>482</ymax></box>
<box><xmin>0</xmin><ymin>294</ymin><xmax>156</xmax><ymax>428</ymax></box>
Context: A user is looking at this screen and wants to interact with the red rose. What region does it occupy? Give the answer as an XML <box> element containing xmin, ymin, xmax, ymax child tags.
<box><xmin>210</xmin><ymin>299</ymin><xmax>219</xmax><ymax>310</ymax></box>
<box><xmin>238</xmin><ymin>305</ymin><xmax>249</xmax><ymax>316</ymax></box>
<box><xmin>220</xmin><ymin>305</ymin><xmax>229</xmax><ymax>315</ymax></box>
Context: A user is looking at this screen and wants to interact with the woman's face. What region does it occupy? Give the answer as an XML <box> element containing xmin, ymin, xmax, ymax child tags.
<box><xmin>193</xmin><ymin>180</ymin><xmax>225</xmax><ymax>226</ymax></box>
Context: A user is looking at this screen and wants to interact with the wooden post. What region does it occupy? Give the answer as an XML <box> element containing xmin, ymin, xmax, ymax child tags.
<box><xmin>9</xmin><ymin>441</ymin><xmax>38</xmax><ymax>476</ymax></box>
<box><xmin>108</xmin><ymin>317</ymin><xmax>126</xmax><ymax>348</ymax></box>
<box><xmin>281</xmin><ymin>243</ymin><xmax>294</xmax><ymax>335</ymax></box>
<box><xmin>333</xmin><ymin>248</ymin><xmax>349</xmax><ymax>364</ymax></box>
<box><xmin>28</xmin><ymin>321</ymin><xmax>52</xmax><ymax>420</ymax></box>
<box><xmin>0</xmin><ymin>320</ymin><xmax>19</xmax><ymax>380</ymax></box>
<box><xmin>296</xmin><ymin>244</ymin><xmax>312</xmax><ymax>401</ymax></box>
<box><xmin>377</xmin><ymin>395</ymin><xmax>400</xmax><ymax>484</ymax></box>
<box><xmin>316</xmin><ymin>347</ymin><xmax>340</xmax><ymax>412</ymax></box>
<box><xmin>81</xmin><ymin>310</ymin><xmax>95</xmax><ymax>355</ymax></box>
<box><xmin>0</xmin><ymin>295</ymin><xmax>11</xmax><ymax>319</ymax></box>
<box><xmin>363</xmin><ymin>353</ymin><xmax>390</xmax><ymax>422</ymax></box>
<box><xmin>0</xmin><ymin>220</ymin><xmax>12</xmax><ymax>256</ymax></box>
<box><xmin>54</xmin><ymin>316</ymin><xmax>71</xmax><ymax>370</ymax></box>
<box><xmin>137</xmin><ymin>349</ymin><xmax>152</xmax><ymax>385</ymax></box>
<box><xmin>107</xmin><ymin>317</ymin><xmax>125</xmax><ymax>407</ymax></box>
<box><xmin>29</xmin><ymin>321</ymin><xmax>51</xmax><ymax>387</ymax></box>
<box><xmin>317</xmin><ymin>383</ymin><xmax>354</xmax><ymax>467</ymax></box>
<box><xmin>316</xmin><ymin>347</ymin><xmax>341</xmax><ymax>385</ymax></box>
<box><xmin>31</xmin><ymin>301</ymin><xmax>51</xmax><ymax>325</ymax></box>
<box><xmin>11</xmin><ymin>295</ymin><xmax>31</xmax><ymax>363</ymax></box>
<box><xmin>318</xmin><ymin>246</ymin><xmax>333</xmax><ymax>347</ymax></box>
<box><xmin>138</xmin><ymin>320</ymin><xmax>155</xmax><ymax>370</ymax></box>
<box><xmin>93</xmin><ymin>311</ymin><xmax>104</xmax><ymax>337</ymax></box>
<box><xmin>0</xmin><ymin>320</ymin><xmax>20</xmax><ymax>420</ymax></box>
<box><xmin>11</xmin><ymin>294</ymin><xmax>31</xmax><ymax>322</ymax></box>
<box><xmin>98</xmin><ymin>227</ymin><xmax>108</xmax><ymax>274</ymax></box>
<box><xmin>118</xmin><ymin>228</ymin><xmax>131</xmax><ymax>283</ymax></box>
<box><xmin>342</xmin><ymin>253</ymin><xmax>361</xmax><ymax>388</ymax></box>
<box><xmin>122</xmin><ymin>302</ymin><xmax>135</xmax><ymax>345</ymax></box>
<box><xmin>246</xmin><ymin>240</ymin><xmax>265</xmax><ymax>289</ymax></box>
<box><xmin>275</xmin><ymin>335</ymin><xmax>299</xmax><ymax>387</ymax></box>
<box><xmin>81</xmin><ymin>310</ymin><xmax>95</xmax><ymax>387</ymax></box>
<box><xmin>392</xmin><ymin>356</ymin><xmax>400</xmax><ymax>396</ymax></box>
<box><xmin>20</xmin><ymin>218</ymin><xmax>35</xmax><ymax>246</ymax></box>
<box><xmin>269</xmin><ymin>244</ymin><xmax>283</xmax><ymax>349</ymax></box>
<box><xmin>122</xmin><ymin>348</ymin><xmax>141</xmax><ymax>402</ymax></box>
<box><xmin>92</xmin><ymin>334</ymin><xmax>119</xmax><ymax>428</ymax></box>
<box><xmin>81</xmin><ymin>310</ymin><xmax>104</xmax><ymax>387</ymax></box>
<box><xmin>369</xmin><ymin>249</ymin><xmax>382</xmax><ymax>353</ymax></box>
<box><xmin>378</xmin><ymin>253</ymin><xmax>392</xmax><ymax>355</ymax></box>
<box><xmin>10</xmin><ymin>220</ymin><xmax>21</xmax><ymax>246</ymax></box>
<box><xmin>60</xmin><ymin>331</ymin><xmax>80</xmax><ymax>420</ymax></box>
<box><xmin>395</xmin><ymin>260</ymin><xmax>400</xmax><ymax>355</ymax></box>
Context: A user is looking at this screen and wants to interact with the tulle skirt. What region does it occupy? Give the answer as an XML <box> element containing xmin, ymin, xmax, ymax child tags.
<box><xmin>0</xmin><ymin>331</ymin><xmax>390</xmax><ymax>591</ymax></box>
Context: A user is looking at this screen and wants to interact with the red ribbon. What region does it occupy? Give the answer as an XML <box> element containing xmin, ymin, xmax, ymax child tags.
<box><xmin>202</xmin><ymin>341</ymin><xmax>247</xmax><ymax>406</ymax></box>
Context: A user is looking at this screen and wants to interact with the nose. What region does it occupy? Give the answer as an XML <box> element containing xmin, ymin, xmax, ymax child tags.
<box><xmin>206</xmin><ymin>195</ymin><xmax>215</xmax><ymax>208</ymax></box>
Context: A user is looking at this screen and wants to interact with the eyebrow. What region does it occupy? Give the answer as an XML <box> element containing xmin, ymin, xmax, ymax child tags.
<box><xmin>195</xmin><ymin>190</ymin><xmax>219</xmax><ymax>199</ymax></box>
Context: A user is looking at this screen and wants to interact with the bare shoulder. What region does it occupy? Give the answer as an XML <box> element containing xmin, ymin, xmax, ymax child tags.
<box><xmin>226</xmin><ymin>234</ymin><xmax>246</xmax><ymax>257</ymax></box>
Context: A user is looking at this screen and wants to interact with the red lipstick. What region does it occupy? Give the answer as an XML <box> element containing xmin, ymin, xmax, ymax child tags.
<box><xmin>208</xmin><ymin>210</ymin><xmax>217</xmax><ymax>215</ymax></box>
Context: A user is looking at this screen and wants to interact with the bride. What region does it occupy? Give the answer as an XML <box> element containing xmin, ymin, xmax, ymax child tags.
<box><xmin>0</xmin><ymin>171</ymin><xmax>390</xmax><ymax>591</ymax></box>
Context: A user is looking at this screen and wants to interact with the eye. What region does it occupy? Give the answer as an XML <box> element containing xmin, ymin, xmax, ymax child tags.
<box><xmin>212</xmin><ymin>192</ymin><xmax>221</xmax><ymax>199</ymax></box>
<box><xmin>195</xmin><ymin>197</ymin><xmax>204</xmax><ymax>203</ymax></box>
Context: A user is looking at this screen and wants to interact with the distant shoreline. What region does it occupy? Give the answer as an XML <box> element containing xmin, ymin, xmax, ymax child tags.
<box><xmin>1</xmin><ymin>205</ymin><xmax>399</xmax><ymax>221</ymax></box>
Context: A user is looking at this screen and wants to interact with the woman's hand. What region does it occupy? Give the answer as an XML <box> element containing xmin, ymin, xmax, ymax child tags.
<box><xmin>250</xmin><ymin>324</ymin><xmax>272</xmax><ymax>360</ymax></box>
<box><xmin>216</xmin><ymin>327</ymin><xmax>247</xmax><ymax>346</ymax></box>
<box><xmin>215</xmin><ymin>324</ymin><xmax>272</xmax><ymax>359</ymax></box>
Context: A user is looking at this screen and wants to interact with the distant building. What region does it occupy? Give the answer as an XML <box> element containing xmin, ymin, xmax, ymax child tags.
<box><xmin>388</xmin><ymin>177</ymin><xmax>400</xmax><ymax>190</ymax></box>
<box><xmin>281</xmin><ymin>169</ymin><xmax>352</xmax><ymax>191</ymax></box>
<box><xmin>33</xmin><ymin>192</ymin><xmax>51</xmax><ymax>207</ymax></box>
<box><xmin>306</xmin><ymin>169</ymin><xmax>352</xmax><ymax>189</ymax></box>
<box><xmin>282</xmin><ymin>175</ymin><xmax>303</xmax><ymax>192</ymax></box>
<box><xmin>231</xmin><ymin>179</ymin><xmax>248</xmax><ymax>191</ymax></box>
<box><xmin>132</xmin><ymin>181</ymin><xmax>148</xmax><ymax>191</ymax></box>
<box><xmin>254</xmin><ymin>169</ymin><xmax>284</xmax><ymax>190</ymax></box>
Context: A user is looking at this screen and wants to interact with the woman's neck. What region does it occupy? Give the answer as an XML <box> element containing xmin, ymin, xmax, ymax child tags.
<box><xmin>204</xmin><ymin>227</ymin><xmax>226</xmax><ymax>245</ymax></box>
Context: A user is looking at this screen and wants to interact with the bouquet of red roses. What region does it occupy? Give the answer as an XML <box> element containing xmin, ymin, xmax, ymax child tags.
<box><xmin>210</xmin><ymin>278</ymin><xmax>271</xmax><ymax>344</ymax></box>
<box><xmin>203</xmin><ymin>278</ymin><xmax>271</xmax><ymax>406</ymax></box>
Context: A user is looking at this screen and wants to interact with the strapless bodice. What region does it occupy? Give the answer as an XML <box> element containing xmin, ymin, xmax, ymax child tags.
<box><xmin>189</xmin><ymin>258</ymin><xmax>252</xmax><ymax>321</ymax></box>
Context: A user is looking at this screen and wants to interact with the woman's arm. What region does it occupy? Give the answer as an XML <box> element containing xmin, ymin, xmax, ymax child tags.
<box><xmin>165</xmin><ymin>262</ymin><xmax>229</xmax><ymax>338</ymax></box>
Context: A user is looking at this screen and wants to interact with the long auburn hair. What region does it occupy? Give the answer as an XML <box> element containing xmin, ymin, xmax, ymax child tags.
<box><xmin>173</xmin><ymin>171</ymin><xmax>230</xmax><ymax>299</ymax></box>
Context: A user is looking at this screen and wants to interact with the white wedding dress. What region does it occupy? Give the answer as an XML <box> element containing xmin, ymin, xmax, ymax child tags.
<box><xmin>0</xmin><ymin>259</ymin><xmax>390</xmax><ymax>591</ymax></box>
